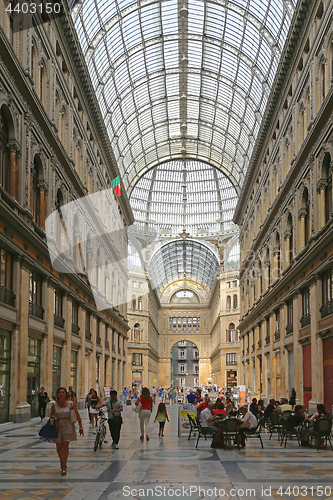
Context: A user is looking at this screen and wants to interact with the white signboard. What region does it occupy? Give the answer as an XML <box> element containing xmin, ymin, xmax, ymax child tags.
<box><xmin>104</xmin><ymin>386</ymin><xmax>110</xmax><ymax>398</ymax></box>
<box><xmin>178</xmin><ymin>403</ymin><xmax>197</xmax><ymax>437</ymax></box>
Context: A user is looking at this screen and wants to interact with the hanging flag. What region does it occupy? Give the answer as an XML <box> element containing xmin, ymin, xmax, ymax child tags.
<box><xmin>111</xmin><ymin>176</ymin><xmax>121</xmax><ymax>196</ymax></box>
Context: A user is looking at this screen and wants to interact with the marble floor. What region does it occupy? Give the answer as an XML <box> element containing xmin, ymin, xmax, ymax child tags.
<box><xmin>0</xmin><ymin>404</ymin><xmax>333</xmax><ymax>500</ymax></box>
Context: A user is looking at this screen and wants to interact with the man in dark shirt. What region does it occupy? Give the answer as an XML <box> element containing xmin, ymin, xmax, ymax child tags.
<box><xmin>249</xmin><ymin>398</ymin><xmax>258</xmax><ymax>416</ymax></box>
<box><xmin>287</xmin><ymin>405</ymin><xmax>308</xmax><ymax>428</ymax></box>
<box><xmin>186</xmin><ymin>390</ymin><xmax>196</xmax><ymax>404</ymax></box>
<box><xmin>263</xmin><ymin>399</ymin><xmax>280</xmax><ymax>420</ymax></box>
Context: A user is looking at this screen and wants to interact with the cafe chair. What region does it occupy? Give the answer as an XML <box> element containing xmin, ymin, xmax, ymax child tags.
<box><xmin>280</xmin><ymin>418</ymin><xmax>301</xmax><ymax>448</ymax></box>
<box><xmin>243</xmin><ymin>421</ymin><xmax>264</xmax><ymax>449</ymax></box>
<box><xmin>220</xmin><ymin>418</ymin><xmax>241</xmax><ymax>450</ymax></box>
<box><xmin>268</xmin><ymin>412</ymin><xmax>283</xmax><ymax>441</ymax></box>
<box><xmin>195</xmin><ymin>417</ymin><xmax>214</xmax><ymax>448</ymax></box>
<box><xmin>310</xmin><ymin>417</ymin><xmax>333</xmax><ymax>450</ymax></box>
<box><xmin>187</xmin><ymin>413</ymin><xmax>198</xmax><ymax>440</ymax></box>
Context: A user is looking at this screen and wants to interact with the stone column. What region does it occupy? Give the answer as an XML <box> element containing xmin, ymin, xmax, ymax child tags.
<box><xmin>9</xmin><ymin>144</ymin><xmax>16</xmax><ymax>199</ymax></box>
<box><xmin>317</xmin><ymin>179</ymin><xmax>327</xmax><ymax>229</ymax></box>
<box><xmin>91</xmin><ymin>316</ymin><xmax>97</xmax><ymax>388</ymax></box>
<box><xmin>43</xmin><ymin>282</ymin><xmax>54</xmax><ymax>397</ymax></box>
<box><xmin>293</xmin><ymin>292</ymin><xmax>301</xmax><ymax>404</ymax></box>
<box><xmin>78</xmin><ymin>305</ymin><xmax>86</xmax><ymax>404</ymax></box>
<box><xmin>16</xmin><ymin>264</ymin><xmax>30</xmax><ymax>421</ymax></box>
<box><xmin>309</xmin><ymin>279</ymin><xmax>320</xmax><ymax>413</ymax></box>
<box><xmin>298</xmin><ymin>208</ymin><xmax>307</xmax><ymax>252</ymax></box>
<box><xmin>284</xmin><ymin>230</ymin><xmax>291</xmax><ymax>268</ymax></box>
<box><xmin>15</xmin><ymin>149</ymin><xmax>21</xmax><ymax>202</ymax></box>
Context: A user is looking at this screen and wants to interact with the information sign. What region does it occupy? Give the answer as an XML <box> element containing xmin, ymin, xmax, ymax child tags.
<box><xmin>178</xmin><ymin>403</ymin><xmax>196</xmax><ymax>436</ymax></box>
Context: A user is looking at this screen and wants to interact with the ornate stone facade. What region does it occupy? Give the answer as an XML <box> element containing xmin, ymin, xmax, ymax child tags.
<box><xmin>0</xmin><ymin>3</ymin><xmax>133</xmax><ymax>421</ymax></box>
<box><xmin>234</xmin><ymin>0</ymin><xmax>333</xmax><ymax>412</ymax></box>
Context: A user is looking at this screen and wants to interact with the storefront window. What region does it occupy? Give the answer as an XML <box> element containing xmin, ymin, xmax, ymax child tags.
<box><xmin>27</xmin><ymin>337</ymin><xmax>41</xmax><ymax>418</ymax></box>
<box><xmin>71</xmin><ymin>350</ymin><xmax>77</xmax><ymax>394</ymax></box>
<box><xmin>0</xmin><ymin>330</ymin><xmax>10</xmax><ymax>423</ymax></box>
<box><xmin>53</xmin><ymin>345</ymin><xmax>62</xmax><ymax>400</ymax></box>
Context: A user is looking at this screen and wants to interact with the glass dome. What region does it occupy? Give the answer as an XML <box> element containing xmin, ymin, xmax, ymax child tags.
<box><xmin>130</xmin><ymin>160</ymin><xmax>238</xmax><ymax>236</ymax></box>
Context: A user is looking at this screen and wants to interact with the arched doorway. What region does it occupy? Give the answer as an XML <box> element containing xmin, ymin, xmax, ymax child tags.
<box><xmin>171</xmin><ymin>341</ymin><xmax>199</xmax><ymax>389</ymax></box>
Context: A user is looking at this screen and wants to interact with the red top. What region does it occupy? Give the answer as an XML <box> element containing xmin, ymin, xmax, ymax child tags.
<box><xmin>197</xmin><ymin>402</ymin><xmax>207</xmax><ymax>415</ymax></box>
<box><xmin>138</xmin><ymin>396</ymin><xmax>153</xmax><ymax>410</ymax></box>
<box><xmin>212</xmin><ymin>409</ymin><xmax>228</xmax><ymax>416</ymax></box>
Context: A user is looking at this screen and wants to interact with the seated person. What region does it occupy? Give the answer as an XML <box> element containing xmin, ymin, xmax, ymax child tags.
<box><xmin>238</xmin><ymin>404</ymin><xmax>258</xmax><ymax>447</ymax></box>
<box><xmin>186</xmin><ymin>390</ymin><xmax>196</xmax><ymax>404</ymax></box>
<box><xmin>280</xmin><ymin>398</ymin><xmax>293</xmax><ymax>413</ymax></box>
<box><xmin>225</xmin><ymin>397</ymin><xmax>236</xmax><ymax>415</ymax></box>
<box><xmin>197</xmin><ymin>397</ymin><xmax>210</xmax><ymax>415</ymax></box>
<box><xmin>214</xmin><ymin>397</ymin><xmax>222</xmax><ymax>409</ymax></box>
<box><xmin>263</xmin><ymin>399</ymin><xmax>280</xmax><ymax>420</ymax></box>
<box><xmin>257</xmin><ymin>399</ymin><xmax>265</xmax><ymax>417</ymax></box>
<box><xmin>310</xmin><ymin>404</ymin><xmax>330</xmax><ymax>423</ymax></box>
<box><xmin>249</xmin><ymin>398</ymin><xmax>258</xmax><ymax>416</ymax></box>
<box><xmin>200</xmin><ymin>402</ymin><xmax>219</xmax><ymax>434</ymax></box>
<box><xmin>287</xmin><ymin>405</ymin><xmax>308</xmax><ymax>427</ymax></box>
<box><xmin>213</xmin><ymin>402</ymin><xmax>228</xmax><ymax>416</ymax></box>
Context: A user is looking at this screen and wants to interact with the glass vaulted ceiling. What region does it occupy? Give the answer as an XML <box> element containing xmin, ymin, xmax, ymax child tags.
<box><xmin>71</xmin><ymin>0</ymin><xmax>296</xmax><ymax>193</ymax></box>
<box><xmin>130</xmin><ymin>160</ymin><xmax>238</xmax><ymax>235</ymax></box>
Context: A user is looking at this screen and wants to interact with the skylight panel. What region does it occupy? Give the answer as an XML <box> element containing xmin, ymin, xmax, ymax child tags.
<box><xmin>164</xmin><ymin>41</ymin><xmax>179</xmax><ymax>70</ymax></box>
<box><xmin>188</xmin><ymin>41</ymin><xmax>203</xmax><ymax>69</ymax></box>
<box><xmin>161</xmin><ymin>0</ymin><xmax>178</xmax><ymax>35</ymax></box>
<box><xmin>188</xmin><ymin>74</ymin><xmax>201</xmax><ymax>97</ymax></box>
<box><xmin>165</xmin><ymin>74</ymin><xmax>179</xmax><ymax>97</ymax></box>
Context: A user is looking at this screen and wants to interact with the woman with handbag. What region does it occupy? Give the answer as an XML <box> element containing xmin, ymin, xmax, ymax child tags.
<box><xmin>50</xmin><ymin>387</ymin><xmax>83</xmax><ymax>475</ymax></box>
<box><xmin>136</xmin><ymin>387</ymin><xmax>153</xmax><ymax>441</ymax></box>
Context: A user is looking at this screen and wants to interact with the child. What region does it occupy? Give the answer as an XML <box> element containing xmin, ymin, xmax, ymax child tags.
<box><xmin>154</xmin><ymin>402</ymin><xmax>169</xmax><ymax>436</ymax></box>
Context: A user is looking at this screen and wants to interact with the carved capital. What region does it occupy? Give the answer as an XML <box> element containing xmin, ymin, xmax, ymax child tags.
<box><xmin>284</xmin><ymin>230</ymin><xmax>291</xmax><ymax>240</ymax></box>
<box><xmin>298</xmin><ymin>207</ymin><xmax>307</xmax><ymax>220</ymax></box>
<box><xmin>317</xmin><ymin>178</ymin><xmax>327</xmax><ymax>193</ymax></box>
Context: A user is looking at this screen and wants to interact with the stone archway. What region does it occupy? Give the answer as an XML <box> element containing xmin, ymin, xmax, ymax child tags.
<box><xmin>170</xmin><ymin>340</ymin><xmax>199</xmax><ymax>389</ymax></box>
<box><xmin>158</xmin><ymin>334</ymin><xmax>211</xmax><ymax>388</ymax></box>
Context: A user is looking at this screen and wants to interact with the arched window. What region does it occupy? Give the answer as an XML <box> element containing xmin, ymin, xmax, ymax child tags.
<box><xmin>233</xmin><ymin>294</ymin><xmax>238</xmax><ymax>309</ymax></box>
<box><xmin>0</xmin><ymin>107</ymin><xmax>10</xmax><ymax>193</ymax></box>
<box><xmin>133</xmin><ymin>323</ymin><xmax>141</xmax><ymax>342</ymax></box>
<box><xmin>132</xmin><ymin>296</ymin><xmax>136</xmax><ymax>310</ymax></box>
<box><xmin>226</xmin><ymin>295</ymin><xmax>231</xmax><ymax>311</ymax></box>
<box><xmin>31</xmin><ymin>39</ymin><xmax>39</xmax><ymax>83</ymax></box>
<box><xmin>228</xmin><ymin>323</ymin><xmax>236</xmax><ymax>342</ymax></box>
<box><xmin>138</xmin><ymin>296</ymin><xmax>143</xmax><ymax>311</ymax></box>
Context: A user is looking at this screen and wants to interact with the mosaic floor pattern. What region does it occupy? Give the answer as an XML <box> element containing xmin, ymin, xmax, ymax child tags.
<box><xmin>0</xmin><ymin>403</ymin><xmax>332</xmax><ymax>499</ymax></box>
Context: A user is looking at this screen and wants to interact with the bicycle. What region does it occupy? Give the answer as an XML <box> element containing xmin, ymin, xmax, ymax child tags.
<box><xmin>94</xmin><ymin>407</ymin><xmax>108</xmax><ymax>451</ymax></box>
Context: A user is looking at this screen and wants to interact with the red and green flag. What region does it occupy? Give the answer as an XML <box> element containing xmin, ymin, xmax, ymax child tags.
<box><xmin>111</xmin><ymin>176</ymin><xmax>121</xmax><ymax>196</ymax></box>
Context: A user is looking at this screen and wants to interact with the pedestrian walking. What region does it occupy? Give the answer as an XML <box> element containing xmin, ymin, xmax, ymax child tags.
<box><xmin>89</xmin><ymin>390</ymin><xmax>100</xmax><ymax>427</ymax></box>
<box><xmin>136</xmin><ymin>387</ymin><xmax>153</xmax><ymax>441</ymax></box>
<box><xmin>51</xmin><ymin>387</ymin><xmax>83</xmax><ymax>475</ymax></box>
<box><xmin>95</xmin><ymin>389</ymin><xmax>123</xmax><ymax>449</ymax></box>
<box><xmin>38</xmin><ymin>387</ymin><xmax>49</xmax><ymax>422</ymax></box>
<box><xmin>154</xmin><ymin>402</ymin><xmax>169</xmax><ymax>436</ymax></box>
<box><xmin>85</xmin><ymin>388</ymin><xmax>94</xmax><ymax>423</ymax></box>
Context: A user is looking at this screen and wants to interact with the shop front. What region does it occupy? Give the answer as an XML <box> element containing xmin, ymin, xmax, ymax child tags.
<box><xmin>0</xmin><ymin>330</ymin><xmax>11</xmax><ymax>424</ymax></box>
<box><xmin>27</xmin><ymin>337</ymin><xmax>41</xmax><ymax>418</ymax></box>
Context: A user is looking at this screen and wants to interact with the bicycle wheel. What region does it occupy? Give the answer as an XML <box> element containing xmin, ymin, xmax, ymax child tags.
<box><xmin>94</xmin><ymin>432</ymin><xmax>100</xmax><ymax>452</ymax></box>
<box><xmin>99</xmin><ymin>425</ymin><xmax>105</xmax><ymax>448</ymax></box>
